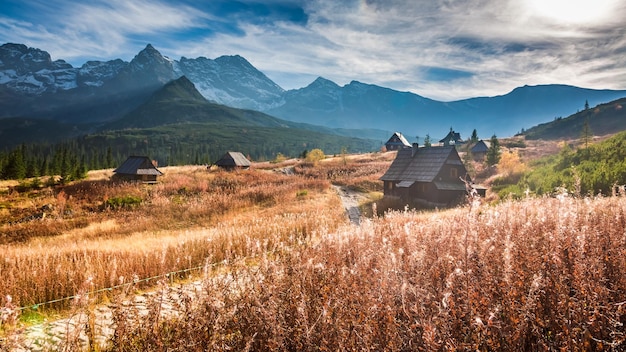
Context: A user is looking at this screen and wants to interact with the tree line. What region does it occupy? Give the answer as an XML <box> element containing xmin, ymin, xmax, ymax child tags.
<box><xmin>0</xmin><ymin>142</ymin><xmax>108</xmax><ymax>182</ymax></box>
<box><xmin>0</xmin><ymin>134</ymin><xmax>350</xmax><ymax>181</ymax></box>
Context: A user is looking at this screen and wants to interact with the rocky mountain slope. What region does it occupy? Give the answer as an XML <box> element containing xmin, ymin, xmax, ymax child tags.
<box><xmin>2</xmin><ymin>42</ymin><xmax>626</xmax><ymax>140</ymax></box>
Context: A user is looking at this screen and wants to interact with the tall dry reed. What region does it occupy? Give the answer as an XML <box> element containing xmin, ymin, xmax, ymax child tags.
<box><xmin>106</xmin><ymin>194</ymin><xmax>626</xmax><ymax>351</ymax></box>
<box><xmin>0</xmin><ymin>166</ymin><xmax>343</xmax><ymax>311</ymax></box>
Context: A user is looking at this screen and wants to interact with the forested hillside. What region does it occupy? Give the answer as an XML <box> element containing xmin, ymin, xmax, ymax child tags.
<box><xmin>495</xmin><ymin>131</ymin><xmax>626</xmax><ymax>197</ymax></box>
<box><xmin>523</xmin><ymin>97</ymin><xmax>626</xmax><ymax>140</ymax></box>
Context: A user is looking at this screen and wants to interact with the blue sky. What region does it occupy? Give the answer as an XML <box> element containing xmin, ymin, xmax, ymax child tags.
<box><xmin>1</xmin><ymin>0</ymin><xmax>625</xmax><ymax>101</ymax></box>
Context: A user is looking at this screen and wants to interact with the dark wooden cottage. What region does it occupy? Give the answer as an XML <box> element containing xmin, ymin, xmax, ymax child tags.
<box><xmin>470</xmin><ymin>140</ymin><xmax>491</xmax><ymax>160</ymax></box>
<box><xmin>439</xmin><ymin>129</ymin><xmax>464</xmax><ymax>146</ymax></box>
<box><xmin>215</xmin><ymin>152</ymin><xmax>251</xmax><ymax>170</ymax></box>
<box><xmin>113</xmin><ymin>156</ymin><xmax>163</xmax><ymax>183</ymax></box>
<box><xmin>385</xmin><ymin>132</ymin><xmax>411</xmax><ymax>151</ymax></box>
<box><xmin>380</xmin><ymin>145</ymin><xmax>471</xmax><ymax>206</ymax></box>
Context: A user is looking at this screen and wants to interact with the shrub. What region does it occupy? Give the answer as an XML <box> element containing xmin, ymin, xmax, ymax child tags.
<box><xmin>305</xmin><ymin>148</ymin><xmax>325</xmax><ymax>164</ymax></box>
<box><xmin>103</xmin><ymin>195</ymin><xmax>142</xmax><ymax>210</ymax></box>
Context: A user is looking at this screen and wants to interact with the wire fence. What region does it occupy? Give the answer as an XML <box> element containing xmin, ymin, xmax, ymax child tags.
<box><xmin>15</xmin><ymin>262</ymin><xmax>219</xmax><ymax>312</ymax></box>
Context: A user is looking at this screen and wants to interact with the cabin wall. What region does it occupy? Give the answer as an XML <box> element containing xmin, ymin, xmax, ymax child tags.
<box><xmin>113</xmin><ymin>173</ymin><xmax>158</xmax><ymax>183</ymax></box>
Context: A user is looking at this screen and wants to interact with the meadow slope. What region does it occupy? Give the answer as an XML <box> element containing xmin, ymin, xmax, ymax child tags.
<box><xmin>1</xmin><ymin>152</ymin><xmax>625</xmax><ymax>351</ymax></box>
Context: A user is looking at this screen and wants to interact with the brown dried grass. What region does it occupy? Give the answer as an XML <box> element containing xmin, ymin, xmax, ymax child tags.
<box><xmin>106</xmin><ymin>194</ymin><xmax>626</xmax><ymax>351</ymax></box>
<box><xmin>0</xmin><ymin>165</ymin><xmax>343</xmax><ymax>311</ymax></box>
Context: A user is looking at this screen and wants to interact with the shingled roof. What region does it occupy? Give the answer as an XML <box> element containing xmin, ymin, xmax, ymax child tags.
<box><xmin>380</xmin><ymin>146</ymin><xmax>462</xmax><ymax>183</ymax></box>
<box><xmin>114</xmin><ymin>156</ymin><xmax>163</xmax><ymax>176</ymax></box>
<box><xmin>439</xmin><ymin>129</ymin><xmax>463</xmax><ymax>146</ymax></box>
<box><xmin>385</xmin><ymin>132</ymin><xmax>411</xmax><ymax>149</ymax></box>
<box><xmin>471</xmin><ymin>140</ymin><xmax>491</xmax><ymax>153</ymax></box>
<box><xmin>215</xmin><ymin>152</ymin><xmax>251</xmax><ymax>168</ymax></box>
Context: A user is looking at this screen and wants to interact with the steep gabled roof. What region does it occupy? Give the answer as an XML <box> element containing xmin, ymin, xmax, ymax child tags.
<box><xmin>380</xmin><ymin>146</ymin><xmax>461</xmax><ymax>182</ymax></box>
<box><xmin>439</xmin><ymin>130</ymin><xmax>463</xmax><ymax>144</ymax></box>
<box><xmin>215</xmin><ymin>152</ymin><xmax>251</xmax><ymax>167</ymax></box>
<box><xmin>471</xmin><ymin>140</ymin><xmax>491</xmax><ymax>153</ymax></box>
<box><xmin>385</xmin><ymin>132</ymin><xmax>411</xmax><ymax>147</ymax></box>
<box><xmin>114</xmin><ymin>156</ymin><xmax>163</xmax><ymax>175</ymax></box>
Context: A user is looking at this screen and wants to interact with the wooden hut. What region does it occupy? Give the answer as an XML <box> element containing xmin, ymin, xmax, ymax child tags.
<box><xmin>215</xmin><ymin>152</ymin><xmax>251</xmax><ymax>170</ymax></box>
<box><xmin>113</xmin><ymin>156</ymin><xmax>163</xmax><ymax>183</ymax></box>
<box><xmin>380</xmin><ymin>145</ymin><xmax>473</xmax><ymax>206</ymax></box>
<box><xmin>470</xmin><ymin>140</ymin><xmax>491</xmax><ymax>160</ymax></box>
<box><xmin>385</xmin><ymin>132</ymin><xmax>411</xmax><ymax>151</ymax></box>
<box><xmin>439</xmin><ymin>129</ymin><xmax>464</xmax><ymax>146</ymax></box>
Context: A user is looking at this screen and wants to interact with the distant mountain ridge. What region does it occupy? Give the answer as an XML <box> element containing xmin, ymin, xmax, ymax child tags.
<box><xmin>105</xmin><ymin>76</ymin><xmax>289</xmax><ymax>130</ymax></box>
<box><xmin>522</xmin><ymin>96</ymin><xmax>626</xmax><ymax>140</ymax></box>
<box><xmin>266</xmin><ymin>79</ymin><xmax>626</xmax><ymax>138</ymax></box>
<box><xmin>2</xmin><ymin>42</ymin><xmax>626</xmax><ymax>141</ymax></box>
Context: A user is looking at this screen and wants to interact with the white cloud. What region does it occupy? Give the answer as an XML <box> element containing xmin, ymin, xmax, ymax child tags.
<box><xmin>1</xmin><ymin>0</ymin><xmax>626</xmax><ymax>100</ymax></box>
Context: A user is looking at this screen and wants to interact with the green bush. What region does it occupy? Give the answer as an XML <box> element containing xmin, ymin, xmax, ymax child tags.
<box><xmin>103</xmin><ymin>195</ymin><xmax>142</xmax><ymax>210</ymax></box>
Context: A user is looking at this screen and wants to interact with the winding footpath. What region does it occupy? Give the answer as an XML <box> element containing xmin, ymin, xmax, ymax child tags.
<box><xmin>332</xmin><ymin>184</ymin><xmax>368</xmax><ymax>226</ymax></box>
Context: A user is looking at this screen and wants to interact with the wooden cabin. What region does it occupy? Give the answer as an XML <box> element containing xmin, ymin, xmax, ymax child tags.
<box><xmin>470</xmin><ymin>140</ymin><xmax>491</xmax><ymax>160</ymax></box>
<box><xmin>439</xmin><ymin>129</ymin><xmax>464</xmax><ymax>146</ymax></box>
<box><xmin>113</xmin><ymin>156</ymin><xmax>163</xmax><ymax>183</ymax></box>
<box><xmin>380</xmin><ymin>145</ymin><xmax>473</xmax><ymax>206</ymax></box>
<box><xmin>385</xmin><ymin>132</ymin><xmax>411</xmax><ymax>151</ymax></box>
<box><xmin>215</xmin><ymin>152</ymin><xmax>251</xmax><ymax>170</ymax></box>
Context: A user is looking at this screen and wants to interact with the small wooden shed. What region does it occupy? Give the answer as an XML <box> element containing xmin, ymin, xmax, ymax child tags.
<box><xmin>385</xmin><ymin>132</ymin><xmax>411</xmax><ymax>151</ymax></box>
<box><xmin>470</xmin><ymin>140</ymin><xmax>491</xmax><ymax>160</ymax></box>
<box><xmin>215</xmin><ymin>152</ymin><xmax>251</xmax><ymax>170</ymax></box>
<box><xmin>439</xmin><ymin>129</ymin><xmax>464</xmax><ymax>146</ymax></box>
<box><xmin>113</xmin><ymin>156</ymin><xmax>163</xmax><ymax>183</ymax></box>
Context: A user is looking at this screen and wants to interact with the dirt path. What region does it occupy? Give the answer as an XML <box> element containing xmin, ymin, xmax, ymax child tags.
<box><xmin>4</xmin><ymin>279</ymin><xmax>207</xmax><ymax>352</ymax></box>
<box><xmin>333</xmin><ymin>185</ymin><xmax>369</xmax><ymax>226</ymax></box>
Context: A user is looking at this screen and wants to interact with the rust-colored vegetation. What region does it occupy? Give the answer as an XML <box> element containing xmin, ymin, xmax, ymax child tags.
<box><xmin>0</xmin><ymin>165</ymin><xmax>342</xmax><ymax>313</ymax></box>
<box><xmin>99</xmin><ymin>194</ymin><xmax>626</xmax><ymax>351</ymax></box>
<box><xmin>1</xmin><ymin>152</ymin><xmax>626</xmax><ymax>351</ymax></box>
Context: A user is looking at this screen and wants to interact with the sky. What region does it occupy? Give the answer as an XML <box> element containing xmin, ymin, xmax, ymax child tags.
<box><xmin>1</xmin><ymin>0</ymin><xmax>626</xmax><ymax>101</ymax></box>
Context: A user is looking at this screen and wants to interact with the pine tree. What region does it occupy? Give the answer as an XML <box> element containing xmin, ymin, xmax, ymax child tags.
<box><xmin>471</xmin><ymin>129</ymin><xmax>479</xmax><ymax>144</ymax></box>
<box><xmin>40</xmin><ymin>157</ymin><xmax>49</xmax><ymax>177</ymax></box>
<box><xmin>3</xmin><ymin>148</ymin><xmax>26</xmax><ymax>180</ymax></box>
<box><xmin>581</xmin><ymin>118</ymin><xmax>593</xmax><ymax>150</ymax></box>
<box><xmin>486</xmin><ymin>134</ymin><xmax>501</xmax><ymax>166</ymax></box>
<box><xmin>59</xmin><ymin>147</ymin><xmax>71</xmax><ymax>184</ymax></box>
<box><xmin>106</xmin><ymin>147</ymin><xmax>113</xmax><ymax>169</ymax></box>
<box><xmin>424</xmin><ymin>134</ymin><xmax>432</xmax><ymax>147</ymax></box>
<box><xmin>75</xmin><ymin>155</ymin><xmax>87</xmax><ymax>180</ymax></box>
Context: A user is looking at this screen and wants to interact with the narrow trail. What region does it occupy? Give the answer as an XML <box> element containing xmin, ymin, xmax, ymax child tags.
<box><xmin>4</xmin><ymin>279</ymin><xmax>207</xmax><ymax>352</ymax></box>
<box><xmin>332</xmin><ymin>185</ymin><xmax>368</xmax><ymax>226</ymax></box>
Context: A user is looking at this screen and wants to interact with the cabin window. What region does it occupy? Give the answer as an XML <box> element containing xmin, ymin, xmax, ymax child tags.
<box><xmin>450</xmin><ymin>167</ymin><xmax>458</xmax><ymax>179</ymax></box>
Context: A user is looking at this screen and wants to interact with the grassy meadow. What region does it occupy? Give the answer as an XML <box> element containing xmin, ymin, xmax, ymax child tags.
<box><xmin>1</xmin><ymin>150</ymin><xmax>625</xmax><ymax>351</ymax></box>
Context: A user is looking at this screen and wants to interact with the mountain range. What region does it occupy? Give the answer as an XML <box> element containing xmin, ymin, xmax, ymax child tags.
<box><xmin>2</xmin><ymin>42</ymin><xmax>626</xmax><ymax>147</ymax></box>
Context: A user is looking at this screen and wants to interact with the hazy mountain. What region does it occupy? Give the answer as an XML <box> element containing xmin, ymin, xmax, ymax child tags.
<box><xmin>89</xmin><ymin>76</ymin><xmax>382</xmax><ymax>162</ymax></box>
<box><xmin>174</xmin><ymin>55</ymin><xmax>284</xmax><ymax>110</ymax></box>
<box><xmin>2</xmin><ymin>42</ymin><xmax>626</xmax><ymax>144</ymax></box>
<box><xmin>522</xmin><ymin>96</ymin><xmax>626</xmax><ymax>140</ymax></box>
<box><xmin>104</xmin><ymin>76</ymin><xmax>290</xmax><ymax>130</ymax></box>
<box><xmin>0</xmin><ymin>43</ymin><xmax>283</xmax><ymax>123</ymax></box>
<box><xmin>266</xmin><ymin>79</ymin><xmax>626</xmax><ymax>139</ymax></box>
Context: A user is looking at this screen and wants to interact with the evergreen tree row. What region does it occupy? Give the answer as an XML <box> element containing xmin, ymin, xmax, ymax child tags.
<box><xmin>0</xmin><ymin>133</ymin><xmax>341</xmax><ymax>181</ymax></box>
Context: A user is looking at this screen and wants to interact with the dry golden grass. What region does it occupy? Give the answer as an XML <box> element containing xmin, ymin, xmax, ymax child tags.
<box><xmin>0</xmin><ymin>164</ymin><xmax>345</xmax><ymax>312</ymax></box>
<box><xmin>101</xmin><ymin>194</ymin><xmax>626</xmax><ymax>351</ymax></box>
<box><xmin>3</xmin><ymin>152</ymin><xmax>625</xmax><ymax>351</ymax></box>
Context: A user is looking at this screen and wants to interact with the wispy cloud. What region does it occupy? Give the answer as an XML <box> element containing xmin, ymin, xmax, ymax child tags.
<box><xmin>1</xmin><ymin>0</ymin><xmax>625</xmax><ymax>100</ymax></box>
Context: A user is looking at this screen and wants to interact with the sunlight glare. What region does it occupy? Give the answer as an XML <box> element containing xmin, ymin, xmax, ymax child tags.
<box><xmin>528</xmin><ymin>0</ymin><xmax>616</xmax><ymax>24</ymax></box>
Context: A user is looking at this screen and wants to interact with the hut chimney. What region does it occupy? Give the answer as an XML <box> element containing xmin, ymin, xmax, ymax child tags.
<box><xmin>412</xmin><ymin>143</ymin><xmax>419</xmax><ymax>157</ymax></box>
